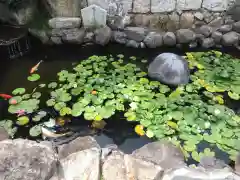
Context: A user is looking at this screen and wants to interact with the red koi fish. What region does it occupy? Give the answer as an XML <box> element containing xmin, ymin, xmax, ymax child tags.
<box><xmin>0</xmin><ymin>94</ymin><xmax>12</xmax><ymax>100</ymax></box>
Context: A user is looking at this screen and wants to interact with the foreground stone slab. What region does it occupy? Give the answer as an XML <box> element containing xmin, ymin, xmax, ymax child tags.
<box><xmin>0</xmin><ymin>139</ymin><xmax>57</xmax><ymax>180</ymax></box>
<box><xmin>132</xmin><ymin>141</ymin><xmax>186</xmax><ymax>169</ymax></box>
<box><xmin>58</xmin><ymin>136</ymin><xmax>100</xmax><ymax>159</ymax></box>
<box><xmin>162</xmin><ymin>167</ymin><xmax>240</xmax><ymax>180</ymax></box>
<box><xmin>151</xmin><ymin>0</ymin><xmax>176</xmax><ymax>13</ymax></box>
<box><xmin>60</xmin><ymin>147</ymin><xmax>101</xmax><ymax>180</ymax></box>
<box><xmin>48</xmin><ymin>17</ymin><xmax>81</xmax><ymax>29</ymax></box>
<box><xmin>176</xmin><ymin>0</ymin><xmax>202</xmax><ymax>10</ymax></box>
<box><xmin>124</xmin><ymin>154</ymin><xmax>164</xmax><ymax>180</ymax></box>
<box><xmin>81</xmin><ymin>4</ymin><xmax>107</xmax><ymax>28</ymax></box>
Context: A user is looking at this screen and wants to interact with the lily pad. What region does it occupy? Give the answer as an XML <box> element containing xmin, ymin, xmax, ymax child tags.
<box><xmin>16</xmin><ymin>116</ymin><xmax>29</xmax><ymax>126</ymax></box>
<box><xmin>32</xmin><ymin>92</ymin><xmax>41</xmax><ymax>99</ymax></box>
<box><xmin>12</xmin><ymin>88</ymin><xmax>25</xmax><ymax>95</ymax></box>
<box><xmin>48</xmin><ymin>82</ymin><xmax>58</xmax><ymax>89</ymax></box>
<box><xmin>27</xmin><ymin>74</ymin><xmax>40</xmax><ymax>82</ymax></box>
<box><xmin>29</xmin><ymin>125</ymin><xmax>42</xmax><ymax>137</ymax></box>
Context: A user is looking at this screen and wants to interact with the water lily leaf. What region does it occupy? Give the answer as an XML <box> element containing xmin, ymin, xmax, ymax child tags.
<box><xmin>27</xmin><ymin>74</ymin><xmax>40</xmax><ymax>82</ymax></box>
<box><xmin>16</xmin><ymin>116</ymin><xmax>29</xmax><ymax>126</ymax></box>
<box><xmin>54</xmin><ymin>102</ymin><xmax>66</xmax><ymax>111</ymax></box>
<box><xmin>12</xmin><ymin>88</ymin><xmax>25</xmax><ymax>95</ymax></box>
<box><xmin>46</xmin><ymin>99</ymin><xmax>55</xmax><ymax>106</ymax></box>
<box><xmin>228</xmin><ymin>91</ymin><xmax>239</xmax><ymax>100</ymax></box>
<box><xmin>32</xmin><ymin>115</ymin><xmax>42</xmax><ymax>122</ymax></box>
<box><xmin>32</xmin><ymin>92</ymin><xmax>41</xmax><ymax>99</ymax></box>
<box><xmin>170</xmin><ymin>111</ymin><xmax>183</xmax><ymax>121</ymax></box>
<box><xmin>84</xmin><ymin>112</ymin><xmax>97</xmax><ymax>120</ymax></box>
<box><xmin>146</xmin><ymin>129</ymin><xmax>154</xmax><ymax>138</ymax></box>
<box><xmin>124</xmin><ymin>111</ymin><xmax>136</xmax><ymax>121</ymax></box>
<box><xmin>60</xmin><ymin>107</ymin><xmax>72</xmax><ymax>116</ymax></box>
<box><xmin>183</xmin><ymin>141</ymin><xmax>197</xmax><ymax>152</ymax></box>
<box><xmin>94</xmin><ymin>115</ymin><xmax>103</xmax><ymax>121</ymax></box>
<box><xmin>0</xmin><ymin>120</ymin><xmax>17</xmax><ymax>137</ymax></box>
<box><xmin>92</xmin><ymin>120</ymin><xmax>106</xmax><ymax>129</ymax></box>
<box><xmin>48</xmin><ymin>82</ymin><xmax>58</xmax><ymax>89</ymax></box>
<box><xmin>191</xmin><ymin>151</ymin><xmax>200</xmax><ymax>162</ymax></box>
<box><xmin>9</xmin><ymin>96</ymin><xmax>22</xmax><ymax>105</ymax></box>
<box><xmin>160</xmin><ymin>85</ymin><xmax>170</xmax><ymax>94</ymax></box>
<box><xmin>39</xmin><ymin>84</ymin><xmax>46</xmax><ymax>88</ymax></box>
<box><xmin>22</xmin><ymin>94</ymin><xmax>30</xmax><ymax>99</ymax></box>
<box><xmin>29</xmin><ymin>125</ymin><xmax>42</xmax><ymax>137</ymax></box>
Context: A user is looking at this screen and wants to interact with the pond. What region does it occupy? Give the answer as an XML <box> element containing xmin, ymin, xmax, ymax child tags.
<box><xmin>0</xmin><ymin>36</ymin><xmax>239</xmax><ymax>166</ymax></box>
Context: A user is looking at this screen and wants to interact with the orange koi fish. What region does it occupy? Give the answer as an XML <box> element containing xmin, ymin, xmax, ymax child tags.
<box><xmin>30</xmin><ymin>60</ymin><xmax>43</xmax><ymax>74</ymax></box>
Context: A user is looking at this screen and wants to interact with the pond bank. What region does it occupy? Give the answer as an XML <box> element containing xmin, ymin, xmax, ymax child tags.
<box><xmin>0</xmin><ymin>137</ymin><xmax>239</xmax><ymax>180</ymax></box>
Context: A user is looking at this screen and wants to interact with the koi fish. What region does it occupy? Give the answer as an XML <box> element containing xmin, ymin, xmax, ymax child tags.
<box><xmin>30</xmin><ymin>60</ymin><xmax>43</xmax><ymax>74</ymax></box>
<box><xmin>0</xmin><ymin>94</ymin><xmax>12</xmax><ymax>100</ymax></box>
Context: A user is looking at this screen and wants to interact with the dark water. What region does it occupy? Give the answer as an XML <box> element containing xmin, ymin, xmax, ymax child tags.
<box><xmin>0</xmin><ymin>36</ymin><xmax>239</xmax><ymax>161</ymax></box>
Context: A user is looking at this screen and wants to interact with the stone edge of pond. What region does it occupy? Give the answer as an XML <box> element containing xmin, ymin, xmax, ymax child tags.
<box><xmin>0</xmin><ymin>134</ymin><xmax>240</xmax><ymax>180</ymax></box>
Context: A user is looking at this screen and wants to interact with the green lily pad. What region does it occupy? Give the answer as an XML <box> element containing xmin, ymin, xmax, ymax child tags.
<box><xmin>16</xmin><ymin>116</ymin><xmax>29</xmax><ymax>126</ymax></box>
<box><xmin>48</xmin><ymin>82</ymin><xmax>58</xmax><ymax>89</ymax></box>
<box><xmin>32</xmin><ymin>92</ymin><xmax>41</xmax><ymax>99</ymax></box>
<box><xmin>29</xmin><ymin>125</ymin><xmax>42</xmax><ymax>137</ymax></box>
<box><xmin>12</xmin><ymin>88</ymin><xmax>25</xmax><ymax>95</ymax></box>
<box><xmin>46</xmin><ymin>99</ymin><xmax>56</xmax><ymax>106</ymax></box>
<box><xmin>0</xmin><ymin>120</ymin><xmax>17</xmax><ymax>137</ymax></box>
<box><xmin>27</xmin><ymin>74</ymin><xmax>40</xmax><ymax>82</ymax></box>
<box><xmin>60</xmin><ymin>107</ymin><xmax>72</xmax><ymax>116</ymax></box>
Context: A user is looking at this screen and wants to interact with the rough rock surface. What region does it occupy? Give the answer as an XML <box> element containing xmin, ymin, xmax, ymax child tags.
<box><xmin>0</xmin><ymin>127</ymin><xmax>9</xmax><ymax>141</ymax></box>
<box><xmin>95</xmin><ymin>26</ymin><xmax>112</xmax><ymax>45</ymax></box>
<box><xmin>201</xmin><ymin>38</ymin><xmax>215</xmax><ymax>48</ymax></box>
<box><xmin>132</xmin><ymin>141</ymin><xmax>186</xmax><ymax>169</ymax></box>
<box><xmin>48</xmin><ymin>17</ymin><xmax>81</xmax><ymax>29</ymax></box>
<box><xmin>144</xmin><ymin>32</ymin><xmax>163</xmax><ymax>48</ymax></box>
<box><xmin>212</xmin><ymin>31</ymin><xmax>223</xmax><ymax>44</ymax></box>
<box><xmin>180</xmin><ymin>12</ymin><xmax>194</xmax><ymax>29</ymax></box>
<box><xmin>0</xmin><ymin>139</ymin><xmax>57</xmax><ymax>180</ymax></box>
<box><xmin>151</xmin><ymin>0</ymin><xmax>176</xmax><ymax>13</ymax></box>
<box><xmin>163</xmin><ymin>32</ymin><xmax>176</xmax><ymax>46</ymax></box>
<box><xmin>176</xmin><ymin>29</ymin><xmax>196</xmax><ymax>44</ymax></box>
<box><xmin>133</xmin><ymin>0</ymin><xmax>150</xmax><ymax>13</ymax></box>
<box><xmin>222</xmin><ymin>31</ymin><xmax>239</xmax><ymax>46</ymax></box>
<box><xmin>177</xmin><ymin>0</ymin><xmax>202</xmax><ymax>10</ymax></box>
<box><xmin>29</xmin><ymin>29</ymin><xmax>50</xmax><ymax>44</ymax></box>
<box><xmin>126</xmin><ymin>40</ymin><xmax>139</xmax><ymax>48</ymax></box>
<box><xmin>62</xmin><ymin>28</ymin><xmax>86</xmax><ymax>44</ymax></box>
<box><xmin>124</xmin><ymin>27</ymin><xmax>148</xmax><ymax>42</ymax></box>
<box><xmin>199</xmin><ymin>25</ymin><xmax>213</xmax><ymax>37</ymax></box>
<box><xmin>112</xmin><ymin>31</ymin><xmax>128</xmax><ymax>44</ymax></box>
<box><xmin>60</xmin><ymin>147</ymin><xmax>101</xmax><ymax>180</ymax></box>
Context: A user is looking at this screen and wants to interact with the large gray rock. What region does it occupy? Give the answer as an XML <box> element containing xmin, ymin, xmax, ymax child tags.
<box><xmin>199</xmin><ymin>25</ymin><xmax>213</xmax><ymax>37</ymax></box>
<box><xmin>176</xmin><ymin>0</ymin><xmax>202</xmax><ymax>10</ymax></box>
<box><xmin>222</xmin><ymin>31</ymin><xmax>239</xmax><ymax>46</ymax></box>
<box><xmin>151</xmin><ymin>0</ymin><xmax>176</xmax><ymax>13</ymax></box>
<box><xmin>0</xmin><ymin>139</ymin><xmax>57</xmax><ymax>180</ymax></box>
<box><xmin>48</xmin><ymin>17</ymin><xmax>81</xmax><ymax>29</ymax></box>
<box><xmin>233</xmin><ymin>21</ymin><xmax>240</xmax><ymax>33</ymax></box>
<box><xmin>51</xmin><ymin>36</ymin><xmax>62</xmax><ymax>44</ymax></box>
<box><xmin>124</xmin><ymin>27</ymin><xmax>148</xmax><ymax>42</ymax></box>
<box><xmin>58</xmin><ymin>136</ymin><xmax>100</xmax><ymax>159</ymax></box>
<box><xmin>102</xmin><ymin>150</ymin><xmax>127</xmax><ymax>180</ymax></box>
<box><xmin>133</xmin><ymin>0</ymin><xmax>150</xmax><ymax>13</ymax></box>
<box><xmin>176</xmin><ymin>29</ymin><xmax>196</xmax><ymax>44</ymax></box>
<box><xmin>201</xmin><ymin>38</ymin><xmax>215</xmax><ymax>48</ymax></box>
<box><xmin>162</xmin><ymin>166</ymin><xmax>240</xmax><ymax>180</ymax></box>
<box><xmin>107</xmin><ymin>15</ymin><xmax>131</xmax><ymax>30</ymax></box>
<box><xmin>126</xmin><ymin>40</ymin><xmax>139</xmax><ymax>48</ymax></box>
<box><xmin>62</xmin><ymin>28</ymin><xmax>86</xmax><ymax>44</ymax></box>
<box><xmin>95</xmin><ymin>26</ymin><xmax>112</xmax><ymax>45</ymax></box>
<box><xmin>144</xmin><ymin>32</ymin><xmax>163</xmax><ymax>48</ymax></box>
<box><xmin>211</xmin><ymin>31</ymin><xmax>223</xmax><ymax>44</ymax></box>
<box><xmin>0</xmin><ymin>127</ymin><xmax>9</xmax><ymax>141</ymax></box>
<box><xmin>163</xmin><ymin>32</ymin><xmax>176</xmax><ymax>46</ymax></box>
<box><xmin>132</xmin><ymin>141</ymin><xmax>186</xmax><ymax>169</ymax></box>
<box><xmin>218</xmin><ymin>25</ymin><xmax>232</xmax><ymax>33</ymax></box>
<box><xmin>60</xmin><ymin>147</ymin><xmax>101</xmax><ymax>180</ymax></box>
<box><xmin>180</xmin><ymin>12</ymin><xmax>194</xmax><ymax>29</ymax></box>
<box><xmin>112</xmin><ymin>31</ymin><xmax>128</xmax><ymax>44</ymax></box>
<box><xmin>124</xmin><ymin>154</ymin><xmax>164</xmax><ymax>180</ymax></box>
<box><xmin>202</xmin><ymin>0</ymin><xmax>228</xmax><ymax>11</ymax></box>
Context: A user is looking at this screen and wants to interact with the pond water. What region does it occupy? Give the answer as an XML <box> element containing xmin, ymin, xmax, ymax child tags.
<box><xmin>0</xmin><ymin>36</ymin><xmax>239</xmax><ymax>165</ymax></box>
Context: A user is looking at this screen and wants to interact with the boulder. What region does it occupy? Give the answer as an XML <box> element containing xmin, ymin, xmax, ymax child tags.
<box><xmin>29</xmin><ymin>29</ymin><xmax>50</xmax><ymax>44</ymax></box>
<box><xmin>148</xmin><ymin>53</ymin><xmax>190</xmax><ymax>86</ymax></box>
<box><xmin>62</xmin><ymin>28</ymin><xmax>86</xmax><ymax>44</ymax></box>
<box><xmin>222</xmin><ymin>31</ymin><xmax>239</xmax><ymax>46</ymax></box>
<box><xmin>199</xmin><ymin>25</ymin><xmax>213</xmax><ymax>37</ymax></box>
<box><xmin>132</xmin><ymin>141</ymin><xmax>186</xmax><ymax>169</ymax></box>
<box><xmin>201</xmin><ymin>38</ymin><xmax>215</xmax><ymax>48</ymax></box>
<box><xmin>126</xmin><ymin>40</ymin><xmax>139</xmax><ymax>48</ymax></box>
<box><xmin>176</xmin><ymin>29</ymin><xmax>196</xmax><ymax>44</ymax></box>
<box><xmin>233</xmin><ymin>21</ymin><xmax>240</xmax><ymax>33</ymax></box>
<box><xmin>143</xmin><ymin>32</ymin><xmax>163</xmax><ymax>48</ymax></box>
<box><xmin>50</xmin><ymin>36</ymin><xmax>62</xmax><ymax>44</ymax></box>
<box><xmin>112</xmin><ymin>31</ymin><xmax>128</xmax><ymax>44</ymax></box>
<box><xmin>0</xmin><ymin>127</ymin><xmax>9</xmax><ymax>141</ymax></box>
<box><xmin>163</xmin><ymin>32</ymin><xmax>176</xmax><ymax>46</ymax></box>
<box><xmin>94</xmin><ymin>26</ymin><xmax>112</xmax><ymax>45</ymax></box>
<box><xmin>48</xmin><ymin>17</ymin><xmax>81</xmax><ymax>29</ymax></box>
<box><xmin>124</xmin><ymin>27</ymin><xmax>148</xmax><ymax>42</ymax></box>
<box><xmin>0</xmin><ymin>139</ymin><xmax>57</xmax><ymax>180</ymax></box>
<box><xmin>108</xmin><ymin>15</ymin><xmax>131</xmax><ymax>30</ymax></box>
<box><xmin>211</xmin><ymin>31</ymin><xmax>223</xmax><ymax>44</ymax></box>
<box><xmin>218</xmin><ymin>25</ymin><xmax>232</xmax><ymax>33</ymax></box>
<box><xmin>180</xmin><ymin>12</ymin><xmax>194</xmax><ymax>29</ymax></box>
<box><xmin>60</xmin><ymin>147</ymin><xmax>101</xmax><ymax>180</ymax></box>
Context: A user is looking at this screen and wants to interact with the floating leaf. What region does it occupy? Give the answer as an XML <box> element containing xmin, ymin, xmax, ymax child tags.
<box><xmin>29</xmin><ymin>125</ymin><xmax>42</xmax><ymax>137</ymax></box>
<box><xmin>16</xmin><ymin>116</ymin><xmax>29</xmax><ymax>126</ymax></box>
<box><xmin>46</xmin><ymin>99</ymin><xmax>55</xmax><ymax>106</ymax></box>
<box><xmin>92</xmin><ymin>120</ymin><xmax>106</xmax><ymax>129</ymax></box>
<box><xmin>135</xmin><ymin>124</ymin><xmax>145</xmax><ymax>136</ymax></box>
<box><xmin>228</xmin><ymin>91</ymin><xmax>239</xmax><ymax>100</ymax></box>
<box><xmin>0</xmin><ymin>120</ymin><xmax>17</xmax><ymax>137</ymax></box>
<box><xmin>12</xmin><ymin>88</ymin><xmax>25</xmax><ymax>95</ymax></box>
<box><xmin>39</xmin><ymin>84</ymin><xmax>46</xmax><ymax>88</ymax></box>
<box><xmin>32</xmin><ymin>92</ymin><xmax>41</xmax><ymax>99</ymax></box>
<box><xmin>48</xmin><ymin>82</ymin><xmax>58</xmax><ymax>89</ymax></box>
<box><xmin>60</xmin><ymin>107</ymin><xmax>72</xmax><ymax>116</ymax></box>
<box><xmin>146</xmin><ymin>129</ymin><xmax>154</xmax><ymax>138</ymax></box>
<box><xmin>27</xmin><ymin>74</ymin><xmax>40</xmax><ymax>82</ymax></box>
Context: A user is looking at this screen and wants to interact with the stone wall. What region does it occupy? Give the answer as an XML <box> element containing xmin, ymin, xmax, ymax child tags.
<box><xmin>30</xmin><ymin>0</ymin><xmax>240</xmax><ymax>49</ymax></box>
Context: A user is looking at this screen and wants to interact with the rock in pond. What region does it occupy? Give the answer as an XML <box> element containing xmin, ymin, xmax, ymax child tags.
<box><xmin>148</xmin><ymin>53</ymin><xmax>190</xmax><ymax>86</ymax></box>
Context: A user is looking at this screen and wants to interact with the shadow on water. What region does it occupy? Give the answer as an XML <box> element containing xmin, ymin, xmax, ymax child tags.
<box><xmin>0</xmin><ymin>35</ymin><xmax>239</xmax><ymax>162</ymax></box>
